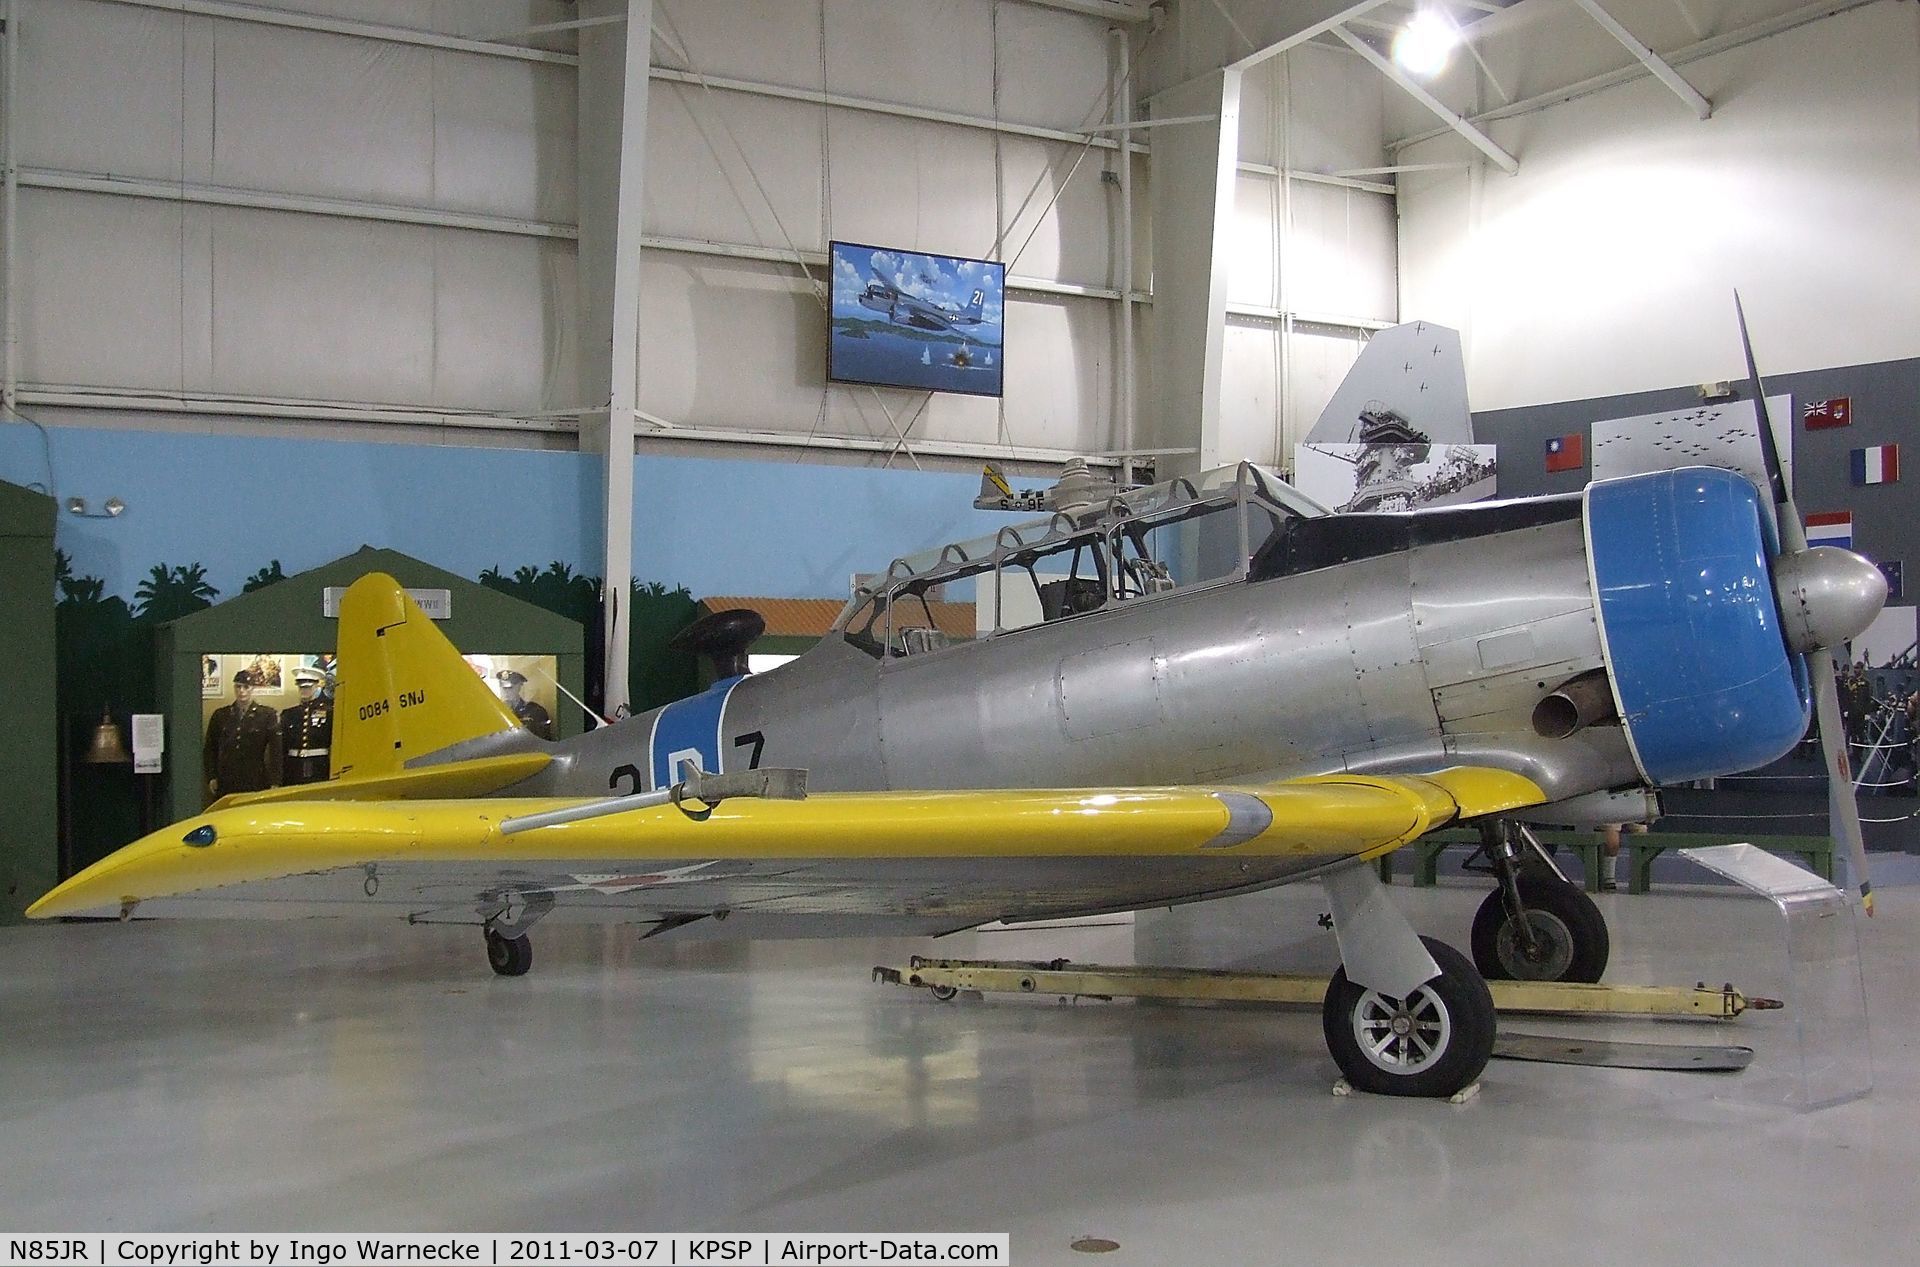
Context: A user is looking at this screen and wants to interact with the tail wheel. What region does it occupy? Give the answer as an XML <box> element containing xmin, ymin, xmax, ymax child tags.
<box><xmin>1471</xmin><ymin>871</ymin><xmax>1610</xmax><ymax>983</ymax></box>
<box><xmin>1322</xmin><ymin>937</ymin><xmax>1495</xmax><ymax>1098</ymax></box>
<box><xmin>486</xmin><ymin>930</ymin><xmax>533</xmax><ymax>977</ymax></box>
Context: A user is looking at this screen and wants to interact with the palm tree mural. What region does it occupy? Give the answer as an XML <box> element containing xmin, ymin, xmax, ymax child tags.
<box><xmin>133</xmin><ymin>563</ymin><xmax>218</xmax><ymax>621</ymax></box>
<box><xmin>242</xmin><ymin>560</ymin><xmax>287</xmax><ymax>592</ymax></box>
<box><xmin>479</xmin><ymin>561</ymin><xmax>698</xmax><ymax>711</ymax></box>
<box><xmin>54</xmin><ymin>549</ymin><xmax>105</xmax><ymax>605</ymax></box>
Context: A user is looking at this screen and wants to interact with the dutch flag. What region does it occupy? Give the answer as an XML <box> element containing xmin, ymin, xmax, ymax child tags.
<box><xmin>1805</xmin><ymin>511</ymin><xmax>1853</xmax><ymax>550</ymax></box>
<box><xmin>1851</xmin><ymin>444</ymin><xmax>1899</xmax><ymax>485</ymax></box>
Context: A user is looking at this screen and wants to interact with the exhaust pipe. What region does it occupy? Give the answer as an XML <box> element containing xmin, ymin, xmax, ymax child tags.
<box><xmin>1532</xmin><ymin>669</ymin><xmax>1618</xmax><ymax>739</ymax></box>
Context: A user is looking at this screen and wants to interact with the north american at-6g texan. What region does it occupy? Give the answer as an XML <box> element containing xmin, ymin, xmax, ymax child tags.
<box><xmin>32</xmin><ymin>323</ymin><xmax>1886</xmax><ymax>1098</ymax></box>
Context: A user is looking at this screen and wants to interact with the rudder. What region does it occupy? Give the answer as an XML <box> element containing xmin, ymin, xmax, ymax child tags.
<box><xmin>331</xmin><ymin>573</ymin><xmax>526</xmax><ymax>780</ymax></box>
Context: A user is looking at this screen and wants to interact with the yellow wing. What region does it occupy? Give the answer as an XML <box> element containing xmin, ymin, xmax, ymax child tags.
<box><xmin>29</xmin><ymin>768</ymin><xmax>1542</xmax><ymax>926</ymax></box>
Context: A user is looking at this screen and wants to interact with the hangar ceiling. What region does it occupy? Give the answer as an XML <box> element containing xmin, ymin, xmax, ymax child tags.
<box><xmin>1317</xmin><ymin>0</ymin><xmax>1878</xmax><ymax>158</ymax></box>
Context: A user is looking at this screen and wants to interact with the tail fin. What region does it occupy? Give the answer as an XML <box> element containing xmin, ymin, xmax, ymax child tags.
<box><xmin>331</xmin><ymin>573</ymin><xmax>525</xmax><ymax>780</ymax></box>
<box><xmin>965</xmin><ymin>288</ymin><xmax>985</xmax><ymax>319</ymax></box>
<box><xmin>979</xmin><ymin>462</ymin><xmax>1013</xmax><ymax>502</ymax></box>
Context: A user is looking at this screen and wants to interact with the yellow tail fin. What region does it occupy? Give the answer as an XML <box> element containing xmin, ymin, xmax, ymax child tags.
<box><xmin>331</xmin><ymin>572</ymin><xmax>526</xmax><ymax>780</ymax></box>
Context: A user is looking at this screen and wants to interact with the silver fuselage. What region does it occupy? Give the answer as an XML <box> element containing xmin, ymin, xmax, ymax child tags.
<box><xmin>509</xmin><ymin>513</ymin><xmax>1637</xmax><ymax>811</ymax></box>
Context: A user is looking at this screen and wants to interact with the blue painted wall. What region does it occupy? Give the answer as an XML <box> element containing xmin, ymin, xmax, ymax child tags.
<box><xmin>0</xmin><ymin>424</ymin><xmax>998</xmax><ymax>602</ymax></box>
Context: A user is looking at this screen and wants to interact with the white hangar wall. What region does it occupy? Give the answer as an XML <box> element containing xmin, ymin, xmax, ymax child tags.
<box><xmin>632</xmin><ymin>0</ymin><xmax>1127</xmax><ymax>459</ymax></box>
<box><xmin>11</xmin><ymin>0</ymin><xmax>582</xmax><ymax>422</ymax></box>
<box><xmin>1217</xmin><ymin>40</ymin><xmax>1398</xmax><ymax>468</ymax></box>
<box><xmin>5</xmin><ymin>0</ymin><xmax>1409</xmax><ymax>471</ymax></box>
<box><xmin>1395</xmin><ymin>0</ymin><xmax>1920</xmax><ymax>412</ymax></box>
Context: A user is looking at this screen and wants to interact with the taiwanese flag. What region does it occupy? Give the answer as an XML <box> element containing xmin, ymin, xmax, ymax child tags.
<box><xmin>1804</xmin><ymin>397</ymin><xmax>1851</xmax><ymax>429</ymax></box>
<box><xmin>1544</xmin><ymin>433</ymin><xmax>1585</xmax><ymax>473</ymax></box>
<box><xmin>1851</xmin><ymin>444</ymin><xmax>1900</xmax><ymax>485</ymax></box>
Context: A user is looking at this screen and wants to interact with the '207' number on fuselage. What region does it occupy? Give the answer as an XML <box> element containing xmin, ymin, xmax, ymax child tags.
<box><xmin>605</xmin><ymin>731</ymin><xmax>765</xmax><ymax>795</ymax></box>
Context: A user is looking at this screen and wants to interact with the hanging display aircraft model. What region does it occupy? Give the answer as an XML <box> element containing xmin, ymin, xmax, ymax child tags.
<box><xmin>30</xmin><ymin>307</ymin><xmax>1886</xmax><ymax>1098</ymax></box>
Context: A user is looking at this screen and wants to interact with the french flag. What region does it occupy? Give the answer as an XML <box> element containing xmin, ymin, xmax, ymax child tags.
<box><xmin>1805</xmin><ymin>511</ymin><xmax>1853</xmax><ymax>550</ymax></box>
<box><xmin>1851</xmin><ymin>444</ymin><xmax>1899</xmax><ymax>485</ymax></box>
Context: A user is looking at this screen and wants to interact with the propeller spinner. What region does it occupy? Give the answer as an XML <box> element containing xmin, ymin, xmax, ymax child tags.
<box><xmin>1773</xmin><ymin>546</ymin><xmax>1888</xmax><ymax>655</ymax></box>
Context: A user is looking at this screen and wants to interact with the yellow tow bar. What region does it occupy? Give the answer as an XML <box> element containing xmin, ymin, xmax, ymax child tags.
<box><xmin>874</xmin><ymin>956</ymin><xmax>1779</xmax><ymax>1020</ymax></box>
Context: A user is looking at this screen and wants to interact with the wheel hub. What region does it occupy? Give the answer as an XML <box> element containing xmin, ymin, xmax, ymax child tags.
<box><xmin>1352</xmin><ymin>984</ymin><xmax>1452</xmax><ymax>1075</ymax></box>
<box><xmin>1497</xmin><ymin>910</ymin><xmax>1575</xmax><ymax>981</ymax></box>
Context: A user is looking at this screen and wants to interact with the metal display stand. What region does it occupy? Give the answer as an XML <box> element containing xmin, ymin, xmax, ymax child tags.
<box><xmin>1679</xmin><ymin>844</ymin><xmax>1872</xmax><ymax>1110</ymax></box>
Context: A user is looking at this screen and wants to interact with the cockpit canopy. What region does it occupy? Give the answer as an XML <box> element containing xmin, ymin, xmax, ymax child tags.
<box><xmin>836</xmin><ymin>462</ymin><xmax>1327</xmax><ymax>659</ymax></box>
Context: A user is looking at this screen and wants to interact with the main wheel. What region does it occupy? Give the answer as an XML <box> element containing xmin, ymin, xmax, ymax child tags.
<box><xmin>1322</xmin><ymin>936</ymin><xmax>1495</xmax><ymax>1098</ymax></box>
<box><xmin>1470</xmin><ymin>871</ymin><xmax>1609</xmax><ymax>983</ymax></box>
<box><xmin>486</xmin><ymin>930</ymin><xmax>533</xmax><ymax>977</ymax></box>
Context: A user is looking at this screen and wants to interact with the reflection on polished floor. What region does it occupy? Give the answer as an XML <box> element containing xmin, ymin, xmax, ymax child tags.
<box><xmin>4</xmin><ymin>882</ymin><xmax>1916</xmax><ymax>1264</ymax></box>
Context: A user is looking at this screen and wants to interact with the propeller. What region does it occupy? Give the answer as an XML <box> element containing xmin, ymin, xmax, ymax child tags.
<box><xmin>1737</xmin><ymin>293</ymin><xmax>1884</xmax><ymax>914</ymax></box>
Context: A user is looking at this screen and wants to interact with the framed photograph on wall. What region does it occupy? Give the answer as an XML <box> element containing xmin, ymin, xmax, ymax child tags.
<box><xmin>1294</xmin><ymin>443</ymin><xmax>1498</xmax><ymax>513</ymax></box>
<box><xmin>828</xmin><ymin>241</ymin><xmax>1005</xmax><ymax>397</ymax></box>
<box><xmin>236</xmin><ymin>653</ymin><xmax>285</xmax><ymax>691</ymax></box>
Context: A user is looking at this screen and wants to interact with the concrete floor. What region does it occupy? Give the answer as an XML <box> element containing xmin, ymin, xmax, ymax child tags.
<box><xmin>3</xmin><ymin>882</ymin><xmax>1916</xmax><ymax>1264</ymax></box>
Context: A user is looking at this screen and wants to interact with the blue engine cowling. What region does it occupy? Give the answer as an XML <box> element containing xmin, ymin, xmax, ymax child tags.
<box><xmin>1584</xmin><ymin>467</ymin><xmax>1811</xmax><ymax>784</ymax></box>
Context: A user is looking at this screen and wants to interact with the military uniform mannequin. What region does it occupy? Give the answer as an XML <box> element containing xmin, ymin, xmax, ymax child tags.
<box><xmin>203</xmin><ymin>668</ymin><xmax>282</xmax><ymax>803</ymax></box>
<box><xmin>279</xmin><ymin>666</ymin><xmax>334</xmax><ymax>785</ymax></box>
<box><xmin>496</xmin><ymin>669</ymin><xmax>554</xmax><ymax>740</ymax></box>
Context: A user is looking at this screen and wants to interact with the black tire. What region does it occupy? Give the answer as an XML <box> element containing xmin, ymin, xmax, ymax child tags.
<box><xmin>1322</xmin><ymin>936</ymin><xmax>1495</xmax><ymax>1098</ymax></box>
<box><xmin>929</xmin><ymin>984</ymin><xmax>959</xmax><ymax>1002</ymax></box>
<box><xmin>1470</xmin><ymin>871</ymin><xmax>1610</xmax><ymax>983</ymax></box>
<box><xmin>486</xmin><ymin>930</ymin><xmax>533</xmax><ymax>977</ymax></box>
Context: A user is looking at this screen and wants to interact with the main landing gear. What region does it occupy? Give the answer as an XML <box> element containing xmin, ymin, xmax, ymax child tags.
<box><xmin>1322</xmin><ymin>935</ymin><xmax>1496</xmax><ymax>1097</ymax></box>
<box><xmin>1469</xmin><ymin>821</ymin><xmax>1610</xmax><ymax>984</ymax></box>
<box><xmin>1318</xmin><ymin>863</ymin><xmax>1494</xmax><ymax>1097</ymax></box>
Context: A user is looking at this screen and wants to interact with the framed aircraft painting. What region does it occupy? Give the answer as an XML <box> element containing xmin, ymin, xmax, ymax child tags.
<box><xmin>828</xmin><ymin>241</ymin><xmax>1005</xmax><ymax>397</ymax></box>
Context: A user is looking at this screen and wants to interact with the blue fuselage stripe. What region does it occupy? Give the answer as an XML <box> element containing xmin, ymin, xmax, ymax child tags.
<box><xmin>649</xmin><ymin>677</ymin><xmax>745</xmax><ymax>789</ymax></box>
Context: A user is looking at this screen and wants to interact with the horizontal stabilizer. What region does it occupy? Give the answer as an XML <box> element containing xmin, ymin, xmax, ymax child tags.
<box><xmin>212</xmin><ymin>752</ymin><xmax>552</xmax><ymax>809</ymax></box>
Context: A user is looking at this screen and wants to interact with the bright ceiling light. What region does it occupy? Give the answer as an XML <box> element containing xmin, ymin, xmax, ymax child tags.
<box><xmin>1392</xmin><ymin>9</ymin><xmax>1460</xmax><ymax>78</ymax></box>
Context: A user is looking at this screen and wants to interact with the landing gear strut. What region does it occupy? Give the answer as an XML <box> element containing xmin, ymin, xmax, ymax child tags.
<box><xmin>1470</xmin><ymin>821</ymin><xmax>1609</xmax><ymax>983</ymax></box>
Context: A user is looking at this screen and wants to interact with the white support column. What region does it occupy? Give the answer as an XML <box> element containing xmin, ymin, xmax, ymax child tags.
<box><xmin>1331</xmin><ymin>26</ymin><xmax>1518</xmax><ymax>175</ymax></box>
<box><xmin>604</xmin><ymin>0</ymin><xmax>652</xmax><ymax>714</ymax></box>
<box><xmin>1112</xmin><ymin>28</ymin><xmax>1136</xmax><ymax>484</ymax></box>
<box><xmin>578</xmin><ymin>0</ymin><xmax>651</xmax><ymax>714</ymax></box>
<box><xmin>1145</xmin><ymin>68</ymin><xmax>1241</xmax><ymax>478</ymax></box>
<box><xmin>2</xmin><ymin>0</ymin><xmax>19</xmax><ymax>418</ymax></box>
<box><xmin>1571</xmin><ymin>0</ymin><xmax>1712</xmax><ymax>120</ymax></box>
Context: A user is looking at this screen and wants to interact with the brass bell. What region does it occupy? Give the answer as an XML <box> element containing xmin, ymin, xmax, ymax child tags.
<box><xmin>83</xmin><ymin>710</ymin><xmax>132</xmax><ymax>765</ymax></box>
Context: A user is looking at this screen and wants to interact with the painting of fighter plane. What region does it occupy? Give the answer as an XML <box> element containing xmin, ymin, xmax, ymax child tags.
<box><xmin>31</xmin><ymin>313</ymin><xmax>1887</xmax><ymax>1101</ymax></box>
<box><xmin>828</xmin><ymin>241</ymin><xmax>1004</xmax><ymax>396</ymax></box>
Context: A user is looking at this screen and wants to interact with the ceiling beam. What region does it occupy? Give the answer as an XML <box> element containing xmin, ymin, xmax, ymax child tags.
<box><xmin>98</xmin><ymin>0</ymin><xmax>578</xmax><ymax>66</ymax></box>
<box><xmin>1571</xmin><ymin>0</ymin><xmax>1711</xmax><ymax>119</ymax></box>
<box><xmin>1005</xmin><ymin>0</ymin><xmax>1155</xmax><ymax>23</ymax></box>
<box><xmin>1331</xmin><ymin>26</ymin><xmax>1518</xmax><ymax>174</ymax></box>
<box><xmin>1221</xmin><ymin>0</ymin><xmax>1396</xmax><ymax>72</ymax></box>
<box><xmin>1391</xmin><ymin>0</ymin><xmax>1871</xmax><ymax>151</ymax></box>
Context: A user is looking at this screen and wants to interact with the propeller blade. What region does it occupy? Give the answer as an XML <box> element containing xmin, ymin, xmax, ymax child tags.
<box><xmin>1737</xmin><ymin>294</ymin><xmax>1872</xmax><ymax>914</ymax></box>
<box><xmin>1735</xmin><ymin>291</ymin><xmax>1796</xmax><ymax>522</ymax></box>
<box><xmin>1811</xmin><ymin>646</ymin><xmax>1875</xmax><ymax>915</ymax></box>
